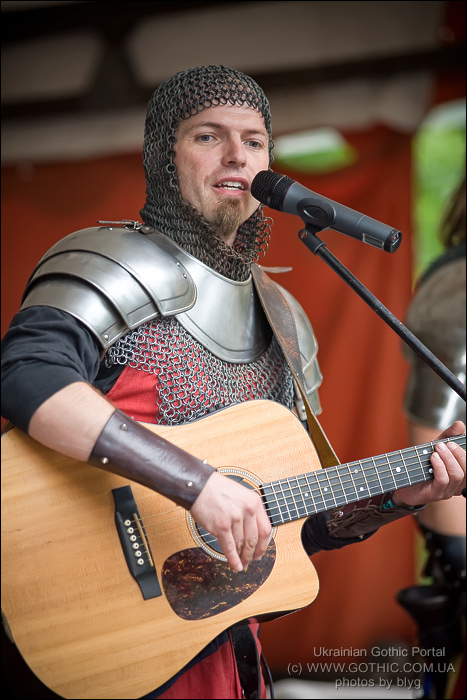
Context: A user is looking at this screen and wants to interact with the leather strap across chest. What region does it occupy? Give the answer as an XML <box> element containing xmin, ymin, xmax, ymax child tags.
<box><xmin>252</xmin><ymin>264</ymin><xmax>339</xmax><ymax>469</ymax></box>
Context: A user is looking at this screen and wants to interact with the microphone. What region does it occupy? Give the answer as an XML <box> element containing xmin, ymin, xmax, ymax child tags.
<box><xmin>251</xmin><ymin>170</ymin><xmax>402</xmax><ymax>253</ymax></box>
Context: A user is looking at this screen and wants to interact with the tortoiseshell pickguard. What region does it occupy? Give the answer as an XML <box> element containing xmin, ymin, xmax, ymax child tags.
<box><xmin>161</xmin><ymin>541</ymin><xmax>276</xmax><ymax>620</ymax></box>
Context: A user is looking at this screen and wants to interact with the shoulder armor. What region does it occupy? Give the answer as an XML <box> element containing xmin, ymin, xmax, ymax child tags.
<box><xmin>20</xmin><ymin>225</ymin><xmax>196</xmax><ymax>349</ymax></box>
<box><xmin>274</xmin><ymin>282</ymin><xmax>323</xmax><ymax>416</ymax></box>
<box><xmin>403</xmin><ymin>256</ymin><xmax>466</xmax><ymax>429</ymax></box>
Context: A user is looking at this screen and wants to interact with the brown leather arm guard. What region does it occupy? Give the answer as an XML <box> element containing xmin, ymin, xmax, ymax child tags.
<box><xmin>89</xmin><ymin>409</ymin><xmax>216</xmax><ymax>509</ymax></box>
<box><xmin>302</xmin><ymin>493</ymin><xmax>425</xmax><ymax>555</ymax></box>
<box><xmin>327</xmin><ymin>492</ymin><xmax>425</xmax><ymax>539</ymax></box>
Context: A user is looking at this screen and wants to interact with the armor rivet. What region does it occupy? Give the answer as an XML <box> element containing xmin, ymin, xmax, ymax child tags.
<box><xmin>120</xmin><ymin>423</ymin><xmax>128</xmax><ymax>431</ymax></box>
<box><xmin>187</xmin><ymin>481</ymin><xmax>194</xmax><ymax>487</ymax></box>
<box><xmin>183</xmin><ymin>273</ymin><xmax>187</xmax><ymax>279</ymax></box>
<box><xmin>101</xmin><ymin>457</ymin><xmax>109</xmax><ymax>464</ymax></box>
<box><xmin>104</xmin><ymin>334</ymin><xmax>109</xmax><ymax>340</ymax></box>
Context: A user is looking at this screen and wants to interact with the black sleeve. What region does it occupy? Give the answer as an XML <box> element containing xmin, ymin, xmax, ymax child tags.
<box><xmin>301</xmin><ymin>513</ymin><xmax>375</xmax><ymax>556</ymax></box>
<box><xmin>1</xmin><ymin>307</ymin><xmax>103</xmax><ymax>433</ymax></box>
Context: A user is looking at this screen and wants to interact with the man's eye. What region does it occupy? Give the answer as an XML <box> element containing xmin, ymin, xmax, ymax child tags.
<box><xmin>198</xmin><ymin>134</ymin><xmax>213</xmax><ymax>142</ymax></box>
<box><xmin>247</xmin><ymin>140</ymin><xmax>262</xmax><ymax>148</ymax></box>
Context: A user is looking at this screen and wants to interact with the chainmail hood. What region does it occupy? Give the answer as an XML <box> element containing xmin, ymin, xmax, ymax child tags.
<box><xmin>140</xmin><ymin>65</ymin><xmax>274</xmax><ymax>281</ymax></box>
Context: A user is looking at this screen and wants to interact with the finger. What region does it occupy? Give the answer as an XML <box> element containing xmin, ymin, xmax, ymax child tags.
<box><xmin>432</xmin><ymin>441</ymin><xmax>465</xmax><ymax>498</ymax></box>
<box><xmin>253</xmin><ymin>512</ymin><xmax>272</xmax><ymax>562</ymax></box>
<box><xmin>219</xmin><ymin>532</ymin><xmax>244</xmax><ymax>572</ymax></box>
<box><xmin>233</xmin><ymin>513</ymin><xmax>258</xmax><ymax>569</ymax></box>
<box><xmin>430</xmin><ymin>451</ymin><xmax>450</xmax><ymax>495</ymax></box>
<box><xmin>446</xmin><ymin>440</ymin><xmax>466</xmax><ymax>494</ymax></box>
<box><xmin>239</xmin><ymin>516</ymin><xmax>261</xmax><ymax>568</ymax></box>
<box><xmin>242</xmin><ymin>501</ymin><xmax>272</xmax><ymax>565</ymax></box>
<box><xmin>436</xmin><ymin>440</ymin><xmax>465</xmax><ymax>474</ymax></box>
<box><xmin>239</xmin><ymin>538</ymin><xmax>256</xmax><ymax>568</ymax></box>
<box><xmin>446</xmin><ymin>439</ymin><xmax>466</xmax><ymax>467</ymax></box>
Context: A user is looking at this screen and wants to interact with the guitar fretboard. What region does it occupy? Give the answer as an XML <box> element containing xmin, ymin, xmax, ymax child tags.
<box><xmin>262</xmin><ymin>434</ymin><xmax>466</xmax><ymax>526</ymax></box>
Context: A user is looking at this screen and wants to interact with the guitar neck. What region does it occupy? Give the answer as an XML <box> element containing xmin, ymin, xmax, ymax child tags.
<box><xmin>262</xmin><ymin>434</ymin><xmax>466</xmax><ymax>526</ymax></box>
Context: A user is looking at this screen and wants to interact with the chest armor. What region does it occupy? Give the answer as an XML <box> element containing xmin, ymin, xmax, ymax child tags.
<box><xmin>105</xmin><ymin>315</ymin><xmax>294</xmax><ymax>425</ymax></box>
<box><xmin>21</xmin><ymin>223</ymin><xmax>320</xmax><ymax>422</ymax></box>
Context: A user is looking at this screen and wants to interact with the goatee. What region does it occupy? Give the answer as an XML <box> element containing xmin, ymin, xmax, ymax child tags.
<box><xmin>211</xmin><ymin>199</ymin><xmax>244</xmax><ymax>242</ymax></box>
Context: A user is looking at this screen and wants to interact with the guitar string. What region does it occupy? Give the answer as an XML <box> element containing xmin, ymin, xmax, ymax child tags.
<box><xmin>124</xmin><ymin>436</ymin><xmax>465</xmax><ymax>545</ymax></box>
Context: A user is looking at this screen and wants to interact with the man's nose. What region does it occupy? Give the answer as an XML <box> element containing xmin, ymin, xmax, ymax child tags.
<box><xmin>222</xmin><ymin>136</ymin><xmax>247</xmax><ymax>166</ymax></box>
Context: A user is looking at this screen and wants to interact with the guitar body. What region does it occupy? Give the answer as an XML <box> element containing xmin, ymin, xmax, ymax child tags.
<box><xmin>1</xmin><ymin>400</ymin><xmax>321</xmax><ymax>699</ymax></box>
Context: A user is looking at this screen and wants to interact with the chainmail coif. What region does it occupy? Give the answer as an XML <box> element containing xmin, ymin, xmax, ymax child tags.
<box><xmin>140</xmin><ymin>65</ymin><xmax>274</xmax><ymax>281</ymax></box>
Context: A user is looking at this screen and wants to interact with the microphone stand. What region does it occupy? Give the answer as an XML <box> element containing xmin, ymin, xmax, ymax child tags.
<box><xmin>298</xmin><ymin>224</ymin><xmax>466</xmax><ymax>402</ymax></box>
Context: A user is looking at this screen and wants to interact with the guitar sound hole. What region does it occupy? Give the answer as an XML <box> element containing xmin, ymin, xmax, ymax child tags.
<box><xmin>196</xmin><ymin>525</ymin><xmax>223</xmax><ymax>555</ymax></box>
<box><xmin>191</xmin><ymin>472</ymin><xmax>259</xmax><ymax>558</ymax></box>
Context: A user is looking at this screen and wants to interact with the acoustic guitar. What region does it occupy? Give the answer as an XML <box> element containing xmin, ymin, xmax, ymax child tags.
<box><xmin>1</xmin><ymin>399</ymin><xmax>464</xmax><ymax>699</ymax></box>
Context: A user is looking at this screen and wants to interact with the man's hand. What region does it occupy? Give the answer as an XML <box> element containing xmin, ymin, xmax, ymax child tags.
<box><xmin>393</xmin><ymin>421</ymin><xmax>466</xmax><ymax>508</ymax></box>
<box><xmin>190</xmin><ymin>471</ymin><xmax>271</xmax><ymax>572</ymax></box>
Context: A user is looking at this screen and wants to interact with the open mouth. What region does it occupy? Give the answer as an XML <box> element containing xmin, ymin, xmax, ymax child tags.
<box><xmin>214</xmin><ymin>181</ymin><xmax>247</xmax><ymax>191</ymax></box>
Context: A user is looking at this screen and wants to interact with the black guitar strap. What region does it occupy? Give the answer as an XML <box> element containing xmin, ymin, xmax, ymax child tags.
<box><xmin>231</xmin><ymin>626</ymin><xmax>261</xmax><ymax>699</ymax></box>
<box><xmin>252</xmin><ymin>264</ymin><xmax>339</xmax><ymax>469</ymax></box>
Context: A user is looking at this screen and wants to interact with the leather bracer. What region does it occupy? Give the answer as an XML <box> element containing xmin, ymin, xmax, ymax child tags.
<box><xmin>327</xmin><ymin>492</ymin><xmax>425</xmax><ymax>539</ymax></box>
<box><xmin>89</xmin><ymin>409</ymin><xmax>216</xmax><ymax>509</ymax></box>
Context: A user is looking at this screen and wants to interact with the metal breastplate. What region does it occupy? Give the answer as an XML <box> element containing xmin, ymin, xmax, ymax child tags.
<box><xmin>145</xmin><ymin>231</ymin><xmax>271</xmax><ymax>363</ymax></box>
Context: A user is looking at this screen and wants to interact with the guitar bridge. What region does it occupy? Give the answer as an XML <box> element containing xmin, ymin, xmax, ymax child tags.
<box><xmin>112</xmin><ymin>485</ymin><xmax>162</xmax><ymax>600</ymax></box>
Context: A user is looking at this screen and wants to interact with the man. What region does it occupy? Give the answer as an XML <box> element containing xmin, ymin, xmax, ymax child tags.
<box><xmin>1</xmin><ymin>66</ymin><xmax>465</xmax><ymax>699</ymax></box>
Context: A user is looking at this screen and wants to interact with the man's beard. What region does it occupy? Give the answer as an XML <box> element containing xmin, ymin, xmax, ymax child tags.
<box><xmin>210</xmin><ymin>198</ymin><xmax>245</xmax><ymax>242</ymax></box>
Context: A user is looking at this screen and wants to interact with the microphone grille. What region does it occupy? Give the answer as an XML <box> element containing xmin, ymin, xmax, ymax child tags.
<box><xmin>251</xmin><ymin>171</ymin><xmax>293</xmax><ymax>210</ymax></box>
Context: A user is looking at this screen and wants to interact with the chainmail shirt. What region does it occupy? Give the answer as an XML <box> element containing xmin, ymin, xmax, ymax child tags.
<box><xmin>105</xmin><ymin>316</ymin><xmax>294</xmax><ymax>425</ymax></box>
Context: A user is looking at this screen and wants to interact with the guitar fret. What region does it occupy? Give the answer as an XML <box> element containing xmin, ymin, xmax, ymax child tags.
<box><xmin>331</xmin><ymin>466</ymin><xmax>347</xmax><ymax>507</ymax></box>
<box><xmin>410</xmin><ymin>445</ymin><xmax>435</xmax><ymax>483</ymax></box>
<box><xmin>266</xmin><ymin>480</ymin><xmax>296</xmax><ymax>524</ymax></box>
<box><xmin>302</xmin><ymin>474</ymin><xmax>318</xmax><ymax>516</ymax></box>
<box><xmin>280</xmin><ymin>479</ymin><xmax>298</xmax><ymax>521</ymax></box>
<box><xmin>286</xmin><ymin>476</ymin><xmax>308</xmax><ymax>519</ymax></box>
<box><xmin>279</xmin><ymin>480</ymin><xmax>295</xmax><ymax>521</ymax></box>
<box><xmin>347</xmin><ymin>460</ymin><xmax>370</xmax><ymax>501</ymax></box>
<box><xmin>315</xmin><ymin>469</ymin><xmax>338</xmax><ymax>509</ymax></box>
<box><xmin>310</xmin><ymin>470</ymin><xmax>326</xmax><ymax>512</ymax></box>
<box><xmin>261</xmin><ymin>483</ymin><xmax>283</xmax><ymax>524</ymax></box>
<box><xmin>355</xmin><ymin>457</ymin><xmax>395</xmax><ymax>498</ymax></box>
<box><xmin>371</xmin><ymin>457</ymin><xmax>385</xmax><ymax>495</ymax></box>
<box><xmin>334</xmin><ymin>464</ymin><xmax>359</xmax><ymax>505</ymax></box>
<box><xmin>388</xmin><ymin>450</ymin><xmax>411</xmax><ymax>489</ymax></box>
<box><xmin>371</xmin><ymin>455</ymin><xmax>397</xmax><ymax>493</ymax></box>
